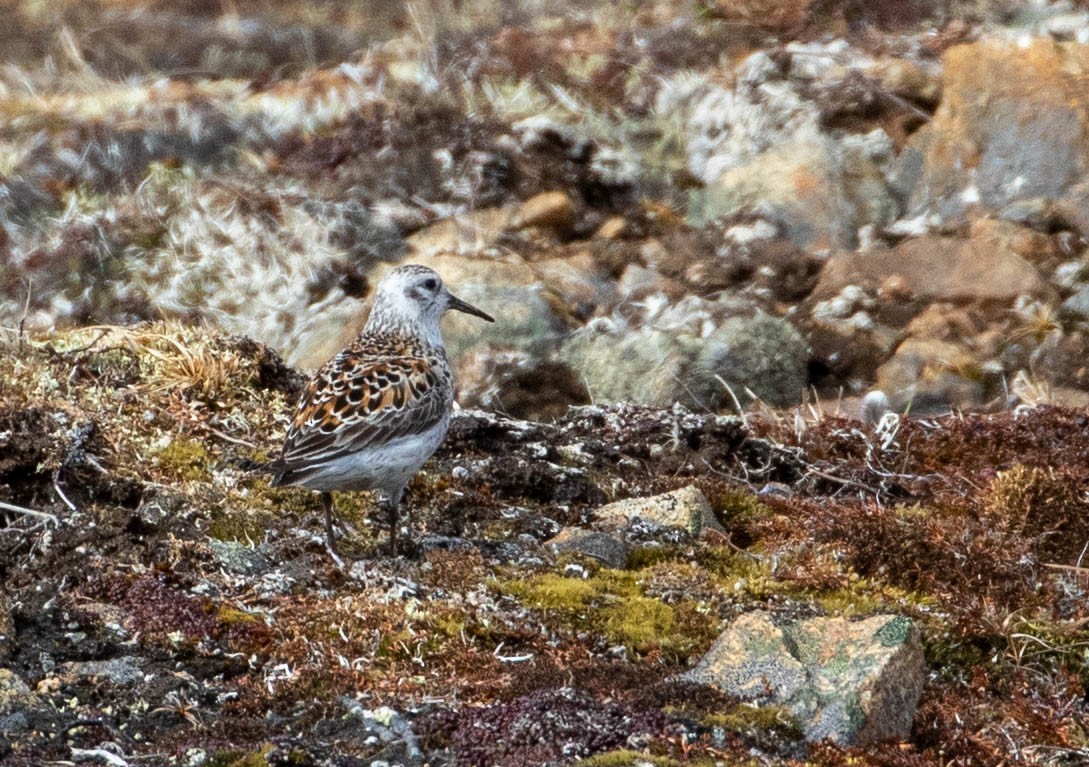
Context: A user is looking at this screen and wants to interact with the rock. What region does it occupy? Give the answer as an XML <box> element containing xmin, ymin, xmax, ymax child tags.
<box><xmin>560</xmin><ymin>324</ymin><xmax>693</xmax><ymax>408</ymax></box>
<box><xmin>455</xmin><ymin>351</ymin><xmax>589</xmax><ymax>421</ymax></box>
<box><xmin>868</xmin><ymin>57</ymin><xmax>941</xmax><ymax>105</ymax></box>
<box><xmin>0</xmin><ymin>669</ymin><xmax>34</xmax><ymax>714</ymax></box>
<box><xmin>681</xmin><ymin>611</ymin><xmax>925</xmax><ymax>746</ymax></box>
<box><xmin>660</xmin><ymin>58</ymin><xmax>896</xmax><ymax>249</ymax></box>
<box><xmin>1062</xmin><ymin>285</ymin><xmax>1089</xmax><ymax>319</ymax></box>
<box><xmin>689</xmin><ymin>312</ymin><xmax>810</xmax><ymax>408</ymax></box>
<box><xmin>57</xmin><ymin>656</ymin><xmax>145</xmax><ymax>687</ymax></box>
<box><xmin>893</xmin><ymin>39</ymin><xmax>1089</xmax><ymax>222</ymax></box>
<box><xmin>692</xmin><ymin>135</ymin><xmax>896</xmax><ymax>250</ymax></box>
<box><xmin>514</xmin><ymin>191</ymin><xmax>576</xmax><ymax>233</ymax></box>
<box><xmin>546</xmin><ymin>528</ymin><xmax>629</xmax><ymax>569</ymax></box>
<box><xmin>593</xmin><ymin>485</ymin><xmax>714</xmax><ymax>537</ymax></box>
<box><xmin>405</xmin><ymin>207</ymin><xmax>516</xmax><ymax>261</ymax></box>
<box><xmin>562</xmin><ymin>303</ymin><xmax>808</xmax><ymax>410</ymax></box>
<box><xmin>595</xmin><ymin>216</ymin><xmax>628</xmax><ymax>239</ymax></box>
<box><xmin>875</xmin><ymin>337</ymin><xmax>997</xmax><ymax>414</ymax></box>
<box><xmin>531</xmin><ymin>252</ymin><xmax>619</xmax><ymax>321</ymax></box>
<box><xmin>812</xmin><ymin>236</ymin><xmax>1055</xmax><ymax>304</ymax></box>
<box><xmin>208</xmin><ymin>539</ymin><xmax>271</xmax><ymax>576</ymax></box>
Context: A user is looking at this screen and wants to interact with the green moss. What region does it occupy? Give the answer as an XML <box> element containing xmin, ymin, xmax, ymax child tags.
<box><xmin>217</xmin><ymin>606</ymin><xmax>260</xmax><ymax>626</ymax></box>
<box><xmin>206</xmin><ymin>744</ymin><xmax>273</xmax><ymax>767</ymax></box>
<box><xmin>699</xmin><ymin>547</ymin><xmax>784</xmax><ymax>600</ymax></box>
<box><xmin>709</xmin><ymin>488</ymin><xmax>775</xmax><ymax>527</ymax></box>
<box><xmin>579</xmin><ymin>750</ymin><xmax>685</xmax><ymax>767</ymax></box>
<box><xmin>810</xmin><ymin>577</ymin><xmax>935</xmax><ymax>617</ymax></box>
<box><xmin>497</xmin><ymin>568</ymin><xmax>714</xmax><ymax>658</ymax></box>
<box><xmin>602</xmin><ymin>595</ymin><xmax>675</xmax><ymax>651</ymax></box>
<box><xmin>155</xmin><ymin>438</ymin><xmax>211</xmax><ymax>481</ymax></box>
<box><xmin>501</xmin><ymin>572</ymin><xmax>601</xmax><ymax>608</ymax></box>
<box><xmin>627</xmin><ymin>546</ymin><xmax>682</xmax><ymax>570</ymax></box>
<box><xmin>704</xmin><ymin>703</ymin><xmax>804</xmax><ymax>744</ymax></box>
<box><xmin>208</xmin><ymin>505</ymin><xmax>281</xmax><ymax>543</ymax></box>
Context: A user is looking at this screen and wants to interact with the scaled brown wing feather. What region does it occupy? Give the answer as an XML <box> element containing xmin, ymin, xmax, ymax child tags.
<box><xmin>277</xmin><ymin>351</ymin><xmax>448</xmax><ymax>472</ymax></box>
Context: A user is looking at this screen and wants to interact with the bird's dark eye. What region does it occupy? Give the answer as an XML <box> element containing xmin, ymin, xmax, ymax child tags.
<box><xmin>423</xmin><ymin>278</ymin><xmax>439</xmax><ymax>291</ymax></box>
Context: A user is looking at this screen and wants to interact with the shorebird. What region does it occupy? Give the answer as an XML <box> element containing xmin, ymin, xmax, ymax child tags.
<box><xmin>269</xmin><ymin>265</ymin><xmax>494</xmax><ymax>555</ymax></box>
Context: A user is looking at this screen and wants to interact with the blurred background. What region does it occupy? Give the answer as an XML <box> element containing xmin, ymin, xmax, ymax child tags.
<box><xmin>3</xmin><ymin>0</ymin><xmax>1089</xmax><ymax>419</ymax></box>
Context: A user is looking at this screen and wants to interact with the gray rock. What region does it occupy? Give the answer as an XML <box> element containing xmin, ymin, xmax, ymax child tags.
<box><xmin>593</xmin><ymin>485</ymin><xmax>714</xmax><ymax>537</ymax></box>
<box><xmin>690</xmin><ymin>312</ymin><xmax>810</xmax><ymax>409</ymax></box>
<box><xmin>560</xmin><ymin>324</ymin><xmax>692</xmax><ymax>408</ymax></box>
<box><xmin>208</xmin><ymin>539</ymin><xmax>271</xmax><ymax>576</ymax></box>
<box><xmin>58</xmin><ymin>656</ymin><xmax>145</xmax><ymax>687</ymax></box>
<box><xmin>546</xmin><ymin>528</ymin><xmax>629</xmax><ymax>569</ymax></box>
<box><xmin>0</xmin><ymin>669</ymin><xmax>34</xmax><ymax>715</ymax></box>
<box><xmin>562</xmin><ymin>310</ymin><xmax>808</xmax><ymax>410</ymax></box>
<box><xmin>1062</xmin><ymin>285</ymin><xmax>1089</xmax><ymax>320</ymax></box>
<box><xmin>681</xmin><ymin>611</ymin><xmax>924</xmax><ymax>746</ymax></box>
<box><xmin>893</xmin><ymin>39</ymin><xmax>1089</xmax><ymax>223</ymax></box>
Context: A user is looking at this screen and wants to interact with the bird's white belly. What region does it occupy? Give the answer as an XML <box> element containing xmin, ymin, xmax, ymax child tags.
<box><xmin>301</xmin><ymin>416</ymin><xmax>450</xmax><ymax>494</ymax></box>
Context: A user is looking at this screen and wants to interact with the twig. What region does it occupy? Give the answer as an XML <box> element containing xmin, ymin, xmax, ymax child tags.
<box><xmin>203</xmin><ymin>424</ymin><xmax>256</xmax><ymax>448</ymax></box>
<box><xmin>52</xmin><ymin>470</ymin><xmax>78</xmax><ymax>512</ymax></box>
<box><xmin>716</xmin><ymin>375</ymin><xmax>749</xmax><ymax>429</ymax></box>
<box><xmin>0</xmin><ymin>500</ymin><xmax>59</xmax><ymax>526</ymax></box>
<box><xmin>18</xmin><ymin>277</ymin><xmax>31</xmax><ymax>346</ymax></box>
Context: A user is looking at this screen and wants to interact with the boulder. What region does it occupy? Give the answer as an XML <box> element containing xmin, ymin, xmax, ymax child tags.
<box><xmin>681</xmin><ymin>611</ymin><xmax>925</xmax><ymax>746</ymax></box>
<box><xmin>893</xmin><ymin>39</ymin><xmax>1089</xmax><ymax>223</ymax></box>
<box><xmin>812</xmin><ymin>236</ymin><xmax>1054</xmax><ymax>304</ymax></box>
<box><xmin>875</xmin><ymin>337</ymin><xmax>992</xmax><ymax>413</ymax></box>
<box><xmin>562</xmin><ymin>309</ymin><xmax>809</xmax><ymax>410</ymax></box>
<box><xmin>690</xmin><ymin>312</ymin><xmax>810</xmax><ymax>408</ymax></box>
<box><xmin>513</xmin><ymin>191</ymin><xmax>576</xmax><ymax>234</ymax></box>
<box><xmin>593</xmin><ymin>485</ymin><xmax>715</xmax><ymax>537</ymax></box>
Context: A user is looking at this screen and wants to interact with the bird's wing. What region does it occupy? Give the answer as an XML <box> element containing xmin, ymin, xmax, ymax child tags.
<box><xmin>276</xmin><ymin>350</ymin><xmax>450</xmax><ymax>471</ymax></box>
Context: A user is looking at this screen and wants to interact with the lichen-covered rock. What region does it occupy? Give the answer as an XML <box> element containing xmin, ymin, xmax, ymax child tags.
<box><xmin>57</xmin><ymin>657</ymin><xmax>146</xmax><ymax>687</ymax></box>
<box><xmin>562</xmin><ymin>305</ymin><xmax>808</xmax><ymax>410</ymax></box>
<box><xmin>893</xmin><ymin>39</ymin><xmax>1089</xmax><ymax>223</ymax></box>
<box><xmin>0</xmin><ymin>670</ymin><xmax>33</xmax><ymax>715</ymax></box>
<box><xmin>546</xmin><ymin>527</ymin><xmax>629</xmax><ymax>568</ymax></box>
<box><xmin>690</xmin><ymin>312</ymin><xmax>810</xmax><ymax>409</ymax></box>
<box><xmin>593</xmin><ymin>485</ymin><xmax>713</xmax><ymax>537</ymax></box>
<box><xmin>681</xmin><ymin>611</ymin><xmax>925</xmax><ymax>746</ymax></box>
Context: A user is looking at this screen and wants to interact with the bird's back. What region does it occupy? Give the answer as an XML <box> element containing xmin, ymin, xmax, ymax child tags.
<box><xmin>269</xmin><ymin>331</ymin><xmax>453</xmax><ymax>492</ymax></box>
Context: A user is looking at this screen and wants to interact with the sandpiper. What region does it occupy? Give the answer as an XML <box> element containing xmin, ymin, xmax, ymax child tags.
<box><xmin>269</xmin><ymin>264</ymin><xmax>494</xmax><ymax>555</ymax></box>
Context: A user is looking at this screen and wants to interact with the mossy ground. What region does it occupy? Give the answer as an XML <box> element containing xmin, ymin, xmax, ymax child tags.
<box><xmin>4</xmin><ymin>326</ymin><xmax>1089</xmax><ymax>766</ymax></box>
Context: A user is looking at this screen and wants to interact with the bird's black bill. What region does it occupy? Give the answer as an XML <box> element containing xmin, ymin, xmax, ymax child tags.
<box><xmin>448</xmin><ymin>293</ymin><xmax>495</xmax><ymax>322</ymax></box>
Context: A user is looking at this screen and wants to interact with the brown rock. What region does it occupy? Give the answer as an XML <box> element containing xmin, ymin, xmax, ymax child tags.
<box><xmin>875</xmin><ymin>337</ymin><xmax>993</xmax><ymax>413</ymax></box>
<box><xmin>515</xmin><ymin>191</ymin><xmax>576</xmax><ymax>233</ymax></box>
<box><xmin>894</xmin><ymin>39</ymin><xmax>1089</xmax><ymax>219</ymax></box>
<box><xmin>869</xmin><ymin>57</ymin><xmax>941</xmax><ymax>105</ymax></box>
<box><xmin>595</xmin><ymin>216</ymin><xmax>629</xmax><ymax>240</ymax></box>
<box><xmin>969</xmin><ymin>219</ymin><xmax>1057</xmax><ymax>267</ymax></box>
<box><xmin>813</xmin><ymin>236</ymin><xmax>1054</xmax><ymax>303</ymax></box>
<box><xmin>593</xmin><ymin>485</ymin><xmax>716</xmax><ymax>537</ymax></box>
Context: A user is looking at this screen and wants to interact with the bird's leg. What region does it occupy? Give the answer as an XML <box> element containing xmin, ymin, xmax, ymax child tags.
<box><xmin>321</xmin><ymin>491</ymin><xmax>337</xmax><ymax>553</ymax></box>
<box><xmin>382</xmin><ymin>488</ymin><xmax>405</xmax><ymax>557</ymax></box>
